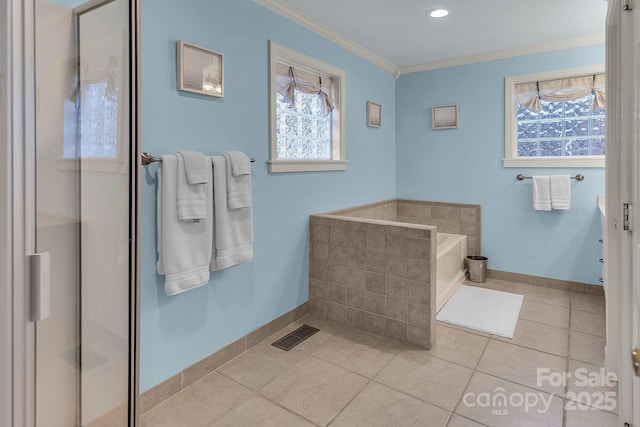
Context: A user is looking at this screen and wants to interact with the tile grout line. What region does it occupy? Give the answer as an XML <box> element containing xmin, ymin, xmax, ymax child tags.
<box><xmin>488</xmin><ymin>334</ymin><xmax>568</xmax><ymax>360</ymax></box>
<box><xmin>268</xmin><ymin>353</ymin><xmax>368</xmax><ymax>427</ymax></box>
<box><xmin>251</xmin><ymin>322</ymin><xmax>373</xmax><ymax>427</ymax></box>
<box><xmin>323</xmin><ymin>353</ymin><xmax>397</xmax><ymax>426</ymax></box>
<box><xmin>563</xmin><ymin>292</ymin><xmax>574</xmax><ymax>427</ymax></box>
<box><xmin>367</xmin><ymin>378</ymin><xmax>458</xmax><ymax>417</ymax></box>
<box><xmin>447</xmin><ymin>333</ymin><xmax>491</xmax><ymax>424</ymax></box>
<box><xmin>562</xmin><ymin>298</ymin><xmax>617</xmax><ymax>419</ymax></box>
<box><xmin>143</xmin><ymin>286</ymin><xmax>608</xmax><ymax>425</ymax></box>
<box><xmin>246</xmin><ymin>308</ymin><xmax>605</xmax><ymax>425</ymax></box>
<box><xmin>565</xmin><ymin>294</ymin><xmax>619</xmax><ymax>417</ymax></box>
<box><xmin>439</xmin><ymin>287</ymin><xmax>580</xmax><ymax>425</ymax></box>
<box><xmin>234</xmin><ymin>348</ymin><xmax>326</xmax><ymax>426</ymax></box>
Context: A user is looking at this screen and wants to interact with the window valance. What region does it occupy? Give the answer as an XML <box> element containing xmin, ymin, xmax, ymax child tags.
<box><xmin>516</xmin><ymin>73</ymin><xmax>605</xmax><ymax>112</ymax></box>
<box><xmin>276</xmin><ymin>62</ymin><xmax>333</xmax><ymax>116</ymax></box>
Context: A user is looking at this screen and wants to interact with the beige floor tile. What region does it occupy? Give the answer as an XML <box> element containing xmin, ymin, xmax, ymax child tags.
<box><xmin>260</xmin><ymin>356</ymin><xmax>368</xmax><ymax>426</ymax></box>
<box><xmin>494</xmin><ymin>319</ymin><xmax>569</xmax><ymax>357</ymax></box>
<box><xmin>330</xmin><ymin>382</ymin><xmax>450</xmax><ymax>427</ymax></box>
<box><xmin>435</xmin><ymin>321</ymin><xmax>491</xmax><ymax>338</ymax></box>
<box><xmin>566</xmin><ymin>360</ymin><xmax>618</xmax><ymax>414</ymax></box>
<box><xmin>217</xmin><ymin>341</ymin><xmax>308</xmax><ymax>391</ymax></box>
<box><xmin>517</xmin><ymin>283</ymin><xmax>571</xmax><ymax>308</ymax></box>
<box><xmin>416</xmin><ymin>324</ymin><xmax>489</xmax><ymax>369</ymax></box>
<box><xmin>570</xmin><ymin>293</ymin><xmax>605</xmax><ymax>314</ymax></box>
<box><xmin>87</xmin><ymin>405</ymin><xmax>127</xmax><ymax>427</ymax></box>
<box><xmin>311</xmin><ymin>328</ymin><xmax>396</xmax><ymax>378</ymax></box>
<box><xmin>565</xmin><ymin>405</ymin><xmax>619</xmax><ymax>427</ymax></box>
<box><xmin>455</xmin><ymin>372</ymin><xmax>564</xmax><ymax>427</ymax></box>
<box><xmin>375</xmin><ymin>351</ymin><xmax>473</xmax><ymax>411</ymax></box>
<box><xmin>476</xmin><ymin>340</ymin><xmax>566</xmax><ymax>396</ymax></box>
<box><xmin>570</xmin><ymin>310</ymin><xmax>606</xmax><ymax>337</ymax></box>
<box><xmin>519</xmin><ymin>300</ymin><xmax>569</xmax><ymax>329</ymax></box>
<box><xmin>469</xmin><ymin>278</ymin><xmax>520</xmax><ymax>294</ymax></box>
<box><xmin>569</xmin><ymin>331</ymin><xmax>606</xmax><ymax>366</ymax></box>
<box><xmin>211</xmin><ymin>395</ymin><xmax>316</xmax><ymax>427</ymax></box>
<box><xmin>139</xmin><ymin>373</ymin><xmax>253</xmax><ymax>427</ymax></box>
<box><xmin>296</xmin><ymin>315</ymin><xmax>350</xmax><ymax>337</ymax></box>
<box><xmin>447</xmin><ymin>414</ymin><xmax>487</xmax><ymax>427</ymax></box>
<box><xmin>467</xmin><ymin>279</ymin><xmax>570</xmax><ymax>308</ymax></box>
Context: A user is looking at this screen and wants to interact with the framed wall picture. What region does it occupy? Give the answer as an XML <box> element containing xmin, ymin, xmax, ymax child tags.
<box><xmin>432</xmin><ymin>104</ymin><xmax>459</xmax><ymax>129</ymax></box>
<box><xmin>366</xmin><ymin>101</ymin><xmax>381</xmax><ymax>128</ymax></box>
<box><xmin>177</xmin><ymin>40</ymin><xmax>224</xmax><ymax>97</ymax></box>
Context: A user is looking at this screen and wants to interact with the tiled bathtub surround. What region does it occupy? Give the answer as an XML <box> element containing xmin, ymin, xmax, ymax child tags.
<box><xmin>309</xmin><ymin>213</ymin><xmax>438</xmax><ymax>349</ymax></box>
<box><xmin>309</xmin><ymin>199</ymin><xmax>480</xmax><ymax>348</ymax></box>
<box><xmin>330</xmin><ymin>199</ymin><xmax>482</xmax><ymax>256</ymax></box>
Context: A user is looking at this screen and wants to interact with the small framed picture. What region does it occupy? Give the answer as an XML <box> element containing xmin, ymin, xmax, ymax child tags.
<box><xmin>177</xmin><ymin>40</ymin><xmax>224</xmax><ymax>97</ymax></box>
<box><xmin>366</xmin><ymin>101</ymin><xmax>382</xmax><ymax>128</ymax></box>
<box><xmin>432</xmin><ymin>104</ymin><xmax>459</xmax><ymax>129</ymax></box>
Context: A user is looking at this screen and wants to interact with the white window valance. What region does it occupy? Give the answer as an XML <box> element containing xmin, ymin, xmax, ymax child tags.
<box><xmin>276</xmin><ymin>62</ymin><xmax>333</xmax><ymax>116</ymax></box>
<box><xmin>69</xmin><ymin>54</ymin><xmax>119</xmax><ymax>103</ymax></box>
<box><xmin>516</xmin><ymin>73</ymin><xmax>605</xmax><ymax>112</ymax></box>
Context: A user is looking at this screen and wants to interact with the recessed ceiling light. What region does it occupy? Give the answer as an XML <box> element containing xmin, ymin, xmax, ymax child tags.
<box><xmin>428</xmin><ymin>9</ymin><xmax>449</xmax><ymax>18</ymax></box>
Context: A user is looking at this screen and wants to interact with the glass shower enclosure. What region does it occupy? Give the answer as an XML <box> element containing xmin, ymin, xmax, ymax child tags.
<box><xmin>34</xmin><ymin>0</ymin><xmax>138</xmax><ymax>425</ymax></box>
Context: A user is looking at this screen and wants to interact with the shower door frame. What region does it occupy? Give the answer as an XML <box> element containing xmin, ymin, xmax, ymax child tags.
<box><xmin>0</xmin><ymin>0</ymin><xmax>142</xmax><ymax>424</ymax></box>
<box><xmin>2</xmin><ymin>0</ymin><xmax>36</xmax><ymax>425</ymax></box>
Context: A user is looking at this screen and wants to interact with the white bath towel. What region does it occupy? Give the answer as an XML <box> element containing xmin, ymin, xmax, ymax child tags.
<box><xmin>223</xmin><ymin>151</ymin><xmax>252</xmax><ymax>209</ymax></box>
<box><xmin>225</xmin><ymin>150</ymin><xmax>251</xmax><ymax>175</ymax></box>
<box><xmin>550</xmin><ymin>175</ymin><xmax>571</xmax><ymax>210</ymax></box>
<box><xmin>176</xmin><ymin>151</ymin><xmax>208</xmax><ymax>221</ymax></box>
<box><xmin>210</xmin><ymin>155</ymin><xmax>254</xmax><ymax>271</ymax></box>
<box><xmin>178</xmin><ymin>150</ymin><xmax>209</xmax><ymax>184</ymax></box>
<box><xmin>532</xmin><ymin>176</ymin><xmax>551</xmax><ymax>211</ymax></box>
<box><xmin>157</xmin><ymin>154</ymin><xmax>212</xmax><ymax>295</ymax></box>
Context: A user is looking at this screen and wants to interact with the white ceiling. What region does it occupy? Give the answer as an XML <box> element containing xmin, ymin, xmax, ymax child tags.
<box><xmin>266</xmin><ymin>0</ymin><xmax>608</xmax><ymax>73</ymax></box>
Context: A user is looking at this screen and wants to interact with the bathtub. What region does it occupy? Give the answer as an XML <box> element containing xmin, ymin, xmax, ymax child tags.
<box><xmin>435</xmin><ymin>233</ymin><xmax>468</xmax><ymax>312</ymax></box>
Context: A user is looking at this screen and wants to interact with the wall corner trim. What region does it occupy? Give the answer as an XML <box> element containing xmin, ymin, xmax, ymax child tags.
<box><xmin>397</xmin><ymin>33</ymin><xmax>606</xmax><ymax>75</ymax></box>
<box><xmin>255</xmin><ymin>0</ymin><xmax>399</xmax><ymax>76</ymax></box>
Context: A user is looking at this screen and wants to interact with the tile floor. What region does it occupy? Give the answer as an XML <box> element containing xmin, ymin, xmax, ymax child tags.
<box><xmin>140</xmin><ymin>278</ymin><xmax>617</xmax><ymax>427</ymax></box>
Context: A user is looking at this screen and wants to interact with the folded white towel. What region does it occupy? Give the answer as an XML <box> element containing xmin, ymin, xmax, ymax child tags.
<box><xmin>178</xmin><ymin>150</ymin><xmax>209</xmax><ymax>184</ymax></box>
<box><xmin>533</xmin><ymin>176</ymin><xmax>551</xmax><ymax>211</ymax></box>
<box><xmin>157</xmin><ymin>154</ymin><xmax>212</xmax><ymax>295</ymax></box>
<box><xmin>210</xmin><ymin>155</ymin><xmax>254</xmax><ymax>271</ymax></box>
<box><xmin>223</xmin><ymin>151</ymin><xmax>252</xmax><ymax>209</ymax></box>
<box><xmin>550</xmin><ymin>175</ymin><xmax>571</xmax><ymax>210</ymax></box>
<box><xmin>225</xmin><ymin>150</ymin><xmax>251</xmax><ymax>176</ymax></box>
<box><xmin>176</xmin><ymin>152</ymin><xmax>207</xmax><ymax>221</ymax></box>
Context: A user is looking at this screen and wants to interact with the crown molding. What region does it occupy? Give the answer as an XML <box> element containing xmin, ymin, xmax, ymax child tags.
<box><xmin>255</xmin><ymin>0</ymin><xmax>603</xmax><ymax>80</ymax></box>
<box><xmin>398</xmin><ymin>33</ymin><xmax>605</xmax><ymax>76</ymax></box>
<box><xmin>256</xmin><ymin>0</ymin><xmax>399</xmax><ymax>76</ymax></box>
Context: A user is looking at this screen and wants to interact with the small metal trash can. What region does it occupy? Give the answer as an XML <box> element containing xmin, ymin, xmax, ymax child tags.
<box><xmin>466</xmin><ymin>256</ymin><xmax>488</xmax><ymax>283</ymax></box>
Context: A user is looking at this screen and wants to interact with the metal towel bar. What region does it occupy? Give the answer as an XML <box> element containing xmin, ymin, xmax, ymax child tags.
<box><xmin>516</xmin><ymin>174</ymin><xmax>584</xmax><ymax>182</ymax></box>
<box><xmin>141</xmin><ymin>152</ymin><xmax>255</xmax><ymax>166</ymax></box>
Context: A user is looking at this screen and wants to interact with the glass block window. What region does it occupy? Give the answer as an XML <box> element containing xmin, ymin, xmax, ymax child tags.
<box><xmin>268</xmin><ymin>41</ymin><xmax>346</xmax><ymax>173</ymax></box>
<box><xmin>504</xmin><ymin>66</ymin><xmax>605</xmax><ymax>168</ymax></box>
<box><xmin>516</xmin><ymin>94</ymin><xmax>606</xmax><ymax>157</ymax></box>
<box><xmin>276</xmin><ymin>90</ymin><xmax>332</xmax><ymax>160</ymax></box>
<box><xmin>78</xmin><ymin>81</ymin><xmax>119</xmax><ymax>158</ymax></box>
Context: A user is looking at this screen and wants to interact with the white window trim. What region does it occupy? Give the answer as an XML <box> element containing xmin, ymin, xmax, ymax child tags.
<box><xmin>268</xmin><ymin>41</ymin><xmax>347</xmax><ymax>173</ymax></box>
<box><xmin>503</xmin><ymin>64</ymin><xmax>605</xmax><ymax>168</ymax></box>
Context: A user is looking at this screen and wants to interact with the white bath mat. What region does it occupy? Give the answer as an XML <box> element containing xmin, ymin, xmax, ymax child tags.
<box><xmin>436</xmin><ymin>284</ymin><xmax>524</xmax><ymax>338</ymax></box>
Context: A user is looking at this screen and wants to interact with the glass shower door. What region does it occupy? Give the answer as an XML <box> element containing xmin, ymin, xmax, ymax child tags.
<box><xmin>34</xmin><ymin>0</ymin><xmax>133</xmax><ymax>425</ymax></box>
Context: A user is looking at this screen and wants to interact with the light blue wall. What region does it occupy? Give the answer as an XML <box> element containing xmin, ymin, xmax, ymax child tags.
<box><xmin>396</xmin><ymin>45</ymin><xmax>605</xmax><ymax>285</ymax></box>
<box><xmin>140</xmin><ymin>0</ymin><xmax>396</xmax><ymax>391</ymax></box>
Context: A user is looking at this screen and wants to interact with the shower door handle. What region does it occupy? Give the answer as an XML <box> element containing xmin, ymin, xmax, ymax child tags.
<box><xmin>29</xmin><ymin>252</ymin><xmax>50</xmax><ymax>321</ymax></box>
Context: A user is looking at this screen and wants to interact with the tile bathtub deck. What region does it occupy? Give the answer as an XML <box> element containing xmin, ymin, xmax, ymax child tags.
<box><xmin>140</xmin><ymin>278</ymin><xmax>617</xmax><ymax>427</ymax></box>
